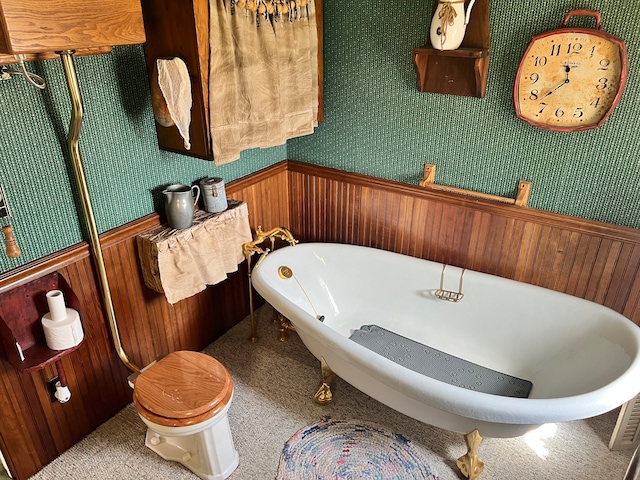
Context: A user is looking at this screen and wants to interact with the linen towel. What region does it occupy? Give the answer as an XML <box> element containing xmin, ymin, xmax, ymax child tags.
<box><xmin>209</xmin><ymin>0</ymin><xmax>319</xmax><ymax>165</ymax></box>
<box><xmin>137</xmin><ymin>202</ymin><xmax>252</xmax><ymax>304</ymax></box>
<box><xmin>156</xmin><ymin>57</ymin><xmax>193</xmax><ymax>150</ymax></box>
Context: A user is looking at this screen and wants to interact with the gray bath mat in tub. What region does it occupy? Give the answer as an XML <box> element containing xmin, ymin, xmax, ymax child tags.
<box><xmin>350</xmin><ymin>325</ymin><xmax>532</xmax><ymax>398</ymax></box>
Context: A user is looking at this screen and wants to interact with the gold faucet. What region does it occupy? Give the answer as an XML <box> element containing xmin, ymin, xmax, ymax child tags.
<box><xmin>243</xmin><ymin>226</ymin><xmax>298</xmax><ymax>269</ymax></box>
<box><xmin>243</xmin><ymin>226</ymin><xmax>298</xmax><ymax>342</ymax></box>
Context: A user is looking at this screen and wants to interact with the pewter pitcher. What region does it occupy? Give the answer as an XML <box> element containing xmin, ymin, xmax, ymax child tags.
<box><xmin>163</xmin><ymin>183</ymin><xmax>200</xmax><ymax>229</ymax></box>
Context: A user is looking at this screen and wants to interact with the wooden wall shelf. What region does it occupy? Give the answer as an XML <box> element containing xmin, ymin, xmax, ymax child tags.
<box><xmin>413</xmin><ymin>47</ymin><xmax>489</xmax><ymax>97</ymax></box>
<box><xmin>413</xmin><ymin>0</ymin><xmax>490</xmax><ymax>98</ymax></box>
<box><xmin>0</xmin><ymin>272</ymin><xmax>82</xmax><ymax>373</ymax></box>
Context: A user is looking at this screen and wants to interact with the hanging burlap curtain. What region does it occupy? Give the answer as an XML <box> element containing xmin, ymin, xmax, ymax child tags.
<box><xmin>209</xmin><ymin>0</ymin><xmax>318</xmax><ymax>165</ymax></box>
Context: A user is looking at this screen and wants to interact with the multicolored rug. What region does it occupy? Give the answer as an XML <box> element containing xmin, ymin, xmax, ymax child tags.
<box><xmin>276</xmin><ymin>416</ymin><xmax>439</xmax><ymax>479</ymax></box>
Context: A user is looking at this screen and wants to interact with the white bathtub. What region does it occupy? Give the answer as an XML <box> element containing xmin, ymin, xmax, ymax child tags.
<box><xmin>251</xmin><ymin>242</ymin><xmax>640</xmax><ymax>438</ymax></box>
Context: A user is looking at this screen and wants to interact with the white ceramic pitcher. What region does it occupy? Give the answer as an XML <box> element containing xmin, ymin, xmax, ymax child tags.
<box><xmin>429</xmin><ymin>0</ymin><xmax>476</xmax><ymax>50</ymax></box>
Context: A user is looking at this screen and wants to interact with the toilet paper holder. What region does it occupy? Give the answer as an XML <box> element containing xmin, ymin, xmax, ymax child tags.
<box><xmin>0</xmin><ymin>272</ymin><xmax>83</xmax><ymax>379</ymax></box>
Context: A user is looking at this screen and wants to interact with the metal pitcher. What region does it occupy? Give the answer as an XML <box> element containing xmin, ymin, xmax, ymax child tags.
<box><xmin>163</xmin><ymin>183</ymin><xmax>200</xmax><ymax>229</ymax></box>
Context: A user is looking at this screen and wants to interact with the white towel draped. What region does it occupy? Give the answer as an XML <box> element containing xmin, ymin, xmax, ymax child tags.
<box><xmin>156</xmin><ymin>57</ymin><xmax>193</xmax><ymax>150</ymax></box>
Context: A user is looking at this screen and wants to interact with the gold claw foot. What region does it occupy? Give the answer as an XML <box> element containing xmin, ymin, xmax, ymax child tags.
<box><xmin>456</xmin><ymin>429</ymin><xmax>485</xmax><ymax>479</ymax></box>
<box><xmin>314</xmin><ymin>382</ymin><xmax>333</xmax><ymax>405</ymax></box>
<box><xmin>314</xmin><ymin>358</ymin><xmax>337</xmax><ymax>405</ymax></box>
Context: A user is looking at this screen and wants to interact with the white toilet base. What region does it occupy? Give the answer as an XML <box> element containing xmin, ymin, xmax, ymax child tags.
<box><xmin>139</xmin><ymin>399</ymin><xmax>238</xmax><ymax>480</ymax></box>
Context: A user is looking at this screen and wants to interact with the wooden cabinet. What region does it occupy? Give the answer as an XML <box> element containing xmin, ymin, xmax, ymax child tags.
<box><xmin>140</xmin><ymin>0</ymin><xmax>213</xmax><ymax>159</ymax></box>
<box><xmin>0</xmin><ymin>0</ymin><xmax>145</xmax><ymax>53</ymax></box>
<box><xmin>140</xmin><ymin>0</ymin><xmax>324</xmax><ymax>160</ymax></box>
<box><xmin>412</xmin><ymin>0</ymin><xmax>489</xmax><ymax>98</ymax></box>
<box><xmin>0</xmin><ymin>0</ymin><xmax>145</xmax><ymax>64</ymax></box>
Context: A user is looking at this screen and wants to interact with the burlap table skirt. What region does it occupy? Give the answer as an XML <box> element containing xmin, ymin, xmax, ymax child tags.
<box><xmin>137</xmin><ymin>200</ymin><xmax>252</xmax><ymax>304</ymax></box>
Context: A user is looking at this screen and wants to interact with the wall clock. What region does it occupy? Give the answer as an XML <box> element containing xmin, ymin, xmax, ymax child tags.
<box><xmin>513</xmin><ymin>9</ymin><xmax>628</xmax><ymax>132</ymax></box>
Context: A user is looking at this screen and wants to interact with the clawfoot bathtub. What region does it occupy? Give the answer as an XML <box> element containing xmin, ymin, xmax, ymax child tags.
<box><xmin>250</xmin><ymin>242</ymin><xmax>640</xmax><ymax>478</ymax></box>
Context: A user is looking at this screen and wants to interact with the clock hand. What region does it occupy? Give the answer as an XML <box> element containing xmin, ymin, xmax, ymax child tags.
<box><xmin>540</xmin><ymin>80</ymin><xmax>568</xmax><ymax>98</ymax></box>
<box><xmin>541</xmin><ymin>65</ymin><xmax>571</xmax><ymax>99</ymax></box>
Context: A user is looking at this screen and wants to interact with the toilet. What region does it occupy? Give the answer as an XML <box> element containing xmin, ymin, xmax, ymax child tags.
<box><xmin>132</xmin><ymin>350</ymin><xmax>239</xmax><ymax>480</ymax></box>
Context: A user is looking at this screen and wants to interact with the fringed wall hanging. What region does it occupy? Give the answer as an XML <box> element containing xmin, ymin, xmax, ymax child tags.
<box><xmin>230</xmin><ymin>0</ymin><xmax>311</xmax><ymax>26</ymax></box>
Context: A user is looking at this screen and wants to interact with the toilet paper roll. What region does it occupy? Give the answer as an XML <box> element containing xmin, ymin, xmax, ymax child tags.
<box><xmin>42</xmin><ymin>308</ymin><xmax>84</xmax><ymax>350</ymax></box>
<box><xmin>46</xmin><ymin>289</ymin><xmax>68</xmax><ymax>322</ymax></box>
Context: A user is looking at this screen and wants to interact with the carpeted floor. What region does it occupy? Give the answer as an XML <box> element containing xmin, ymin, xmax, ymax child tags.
<box><xmin>29</xmin><ymin>304</ymin><xmax>634</xmax><ymax>479</ymax></box>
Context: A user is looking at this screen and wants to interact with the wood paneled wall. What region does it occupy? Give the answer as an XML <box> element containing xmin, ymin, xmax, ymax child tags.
<box><xmin>0</xmin><ymin>162</ymin><xmax>289</xmax><ymax>480</ymax></box>
<box><xmin>287</xmin><ymin>161</ymin><xmax>640</xmax><ymax>325</ymax></box>
<box><xmin>0</xmin><ymin>159</ymin><xmax>638</xmax><ymax>479</ymax></box>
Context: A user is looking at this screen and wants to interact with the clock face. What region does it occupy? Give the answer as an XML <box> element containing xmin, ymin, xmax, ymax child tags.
<box><xmin>514</xmin><ymin>30</ymin><xmax>627</xmax><ymax>131</ymax></box>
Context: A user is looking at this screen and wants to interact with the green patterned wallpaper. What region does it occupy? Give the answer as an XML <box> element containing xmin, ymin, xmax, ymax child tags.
<box><xmin>289</xmin><ymin>0</ymin><xmax>640</xmax><ymax>229</ymax></box>
<box><xmin>0</xmin><ymin>47</ymin><xmax>286</xmax><ymax>273</ymax></box>
<box><xmin>1</xmin><ymin>0</ymin><xmax>639</xmax><ymax>274</ymax></box>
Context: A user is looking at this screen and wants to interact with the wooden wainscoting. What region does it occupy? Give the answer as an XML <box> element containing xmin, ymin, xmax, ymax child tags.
<box><xmin>286</xmin><ymin>160</ymin><xmax>640</xmax><ymax>325</ymax></box>
<box><xmin>1</xmin><ymin>159</ymin><xmax>639</xmax><ymax>479</ymax></box>
<box><xmin>0</xmin><ymin>162</ymin><xmax>289</xmax><ymax>480</ymax></box>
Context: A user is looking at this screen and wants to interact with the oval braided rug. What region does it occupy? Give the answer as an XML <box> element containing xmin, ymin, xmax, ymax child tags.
<box><xmin>276</xmin><ymin>416</ymin><xmax>439</xmax><ymax>479</ymax></box>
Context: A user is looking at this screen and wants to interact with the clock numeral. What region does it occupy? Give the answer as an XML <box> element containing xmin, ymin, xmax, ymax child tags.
<box><xmin>554</xmin><ymin>108</ymin><xmax>565</xmax><ymax>118</ymax></box>
<box><xmin>598</xmin><ymin>58</ymin><xmax>611</xmax><ymax>70</ymax></box>
<box><xmin>590</xmin><ymin>45</ymin><xmax>596</xmax><ymax>58</ymax></box>
<box><xmin>596</xmin><ymin>78</ymin><xmax>609</xmax><ymax>91</ymax></box>
<box><xmin>573</xmin><ymin>108</ymin><xmax>584</xmax><ymax>118</ymax></box>
<box><xmin>549</xmin><ymin>44</ymin><xmax>582</xmax><ymax>56</ymax></box>
<box><xmin>568</xmin><ymin>43</ymin><xmax>582</xmax><ymax>54</ymax></box>
<box><xmin>537</xmin><ymin>102</ymin><xmax>548</xmax><ymax>114</ymax></box>
<box><xmin>534</xmin><ymin>56</ymin><xmax>547</xmax><ymax>67</ymax></box>
<box><xmin>590</xmin><ymin>97</ymin><xmax>601</xmax><ymax>108</ymax></box>
<box><xmin>529</xmin><ymin>73</ymin><xmax>539</xmax><ymax>84</ymax></box>
<box><xmin>529</xmin><ymin>89</ymin><xmax>539</xmax><ymax>100</ymax></box>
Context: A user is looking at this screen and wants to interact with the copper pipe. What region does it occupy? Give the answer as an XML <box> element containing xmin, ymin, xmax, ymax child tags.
<box><xmin>59</xmin><ymin>51</ymin><xmax>139</xmax><ymax>373</ymax></box>
<box><xmin>55</xmin><ymin>359</ymin><xmax>68</xmax><ymax>387</ymax></box>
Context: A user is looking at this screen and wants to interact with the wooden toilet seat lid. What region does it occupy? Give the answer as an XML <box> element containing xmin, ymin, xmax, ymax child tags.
<box><xmin>133</xmin><ymin>351</ymin><xmax>233</xmax><ymax>421</ymax></box>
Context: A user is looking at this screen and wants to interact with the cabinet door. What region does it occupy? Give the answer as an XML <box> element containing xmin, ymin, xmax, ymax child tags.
<box><xmin>141</xmin><ymin>0</ymin><xmax>213</xmax><ymax>159</ymax></box>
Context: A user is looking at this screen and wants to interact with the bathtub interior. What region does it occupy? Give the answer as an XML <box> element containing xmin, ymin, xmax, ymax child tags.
<box><xmin>254</xmin><ymin>243</ymin><xmax>640</xmax><ymax>401</ymax></box>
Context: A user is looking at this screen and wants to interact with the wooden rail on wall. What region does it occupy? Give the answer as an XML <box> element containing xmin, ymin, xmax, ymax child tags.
<box><xmin>419</xmin><ymin>164</ymin><xmax>532</xmax><ymax>207</ymax></box>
